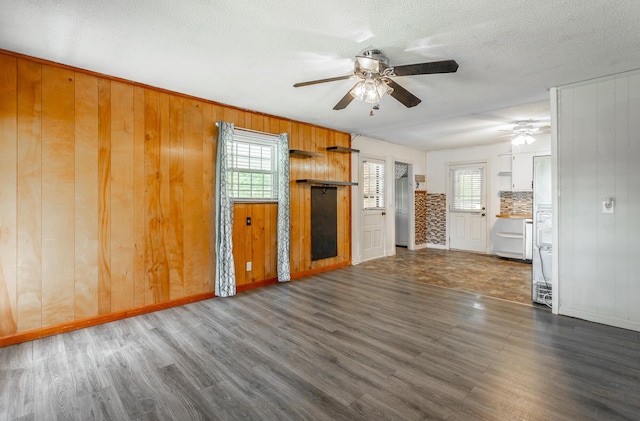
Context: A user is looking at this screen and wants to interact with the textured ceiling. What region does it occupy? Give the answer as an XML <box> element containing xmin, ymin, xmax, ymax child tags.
<box><xmin>2</xmin><ymin>0</ymin><xmax>640</xmax><ymax>151</ymax></box>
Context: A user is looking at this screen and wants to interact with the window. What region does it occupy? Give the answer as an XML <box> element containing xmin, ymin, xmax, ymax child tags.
<box><xmin>450</xmin><ymin>165</ymin><xmax>484</xmax><ymax>211</ymax></box>
<box><xmin>227</xmin><ymin>130</ymin><xmax>279</xmax><ymax>201</ymax></box>
<box><xmin>362</xmin><ymin>158</ymin><xmax>385</xmax><ymax>209</ymax></box>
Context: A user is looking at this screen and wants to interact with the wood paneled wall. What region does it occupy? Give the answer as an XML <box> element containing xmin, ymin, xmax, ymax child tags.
<box><xmin>0</xmin><ymin>51</ymin><xmax>353</xmax><ymax>341</ymax></box>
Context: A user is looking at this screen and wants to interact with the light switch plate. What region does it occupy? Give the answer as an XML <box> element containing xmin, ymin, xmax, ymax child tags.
<box><xmin>246</xmin><ymin>261</ymin><xmax>252</xmax><ymax>271</ymax></box>
<box><xmin>602</xmin><ymin>200</ymin><xmax>614</xmax><ymax>213</ymax></box>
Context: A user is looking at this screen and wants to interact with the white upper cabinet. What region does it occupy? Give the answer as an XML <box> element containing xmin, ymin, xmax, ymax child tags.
<box><xmin>512</xmin><ymin>152</ymin><xmax>535</xmax><ymax>191</ymax></box>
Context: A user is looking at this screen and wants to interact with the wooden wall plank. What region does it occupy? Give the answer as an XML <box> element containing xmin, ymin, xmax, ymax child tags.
<box><xmin>97</xmin><ymin>77</ymin><xmax>111</xmax><ymax>315</ymax></box>
<box><xmin>41</xmin><ymin>65</ymin><xmax>75</xmax><ymax>326</ymax></box>
<box><xmin>0</xmin><ymin>54</ymin><xmax>18</xmax><ymax>336</ymax></box>
<box><xmin>264</xmin><ymin>203</ymin><xmax>276</xmax><ymax>280</ymax></box>
<box><xmin>144</xmin><ymin>90</ymin><xmax>170</xmax><ymax>304</ymax></box>
<box><xmin>16</xmin><ymin>58</ymin><xmax>42</xmax><ymax>331</ymax></box>
<box><xmin>158</xmin><ymin>93</ymin><xmax>172</xmax><ymax>302</ymax></box>
<box><xmin>302</xmin><ymin>124</ymin><xmax>313</xmax><ymax>270</ymax></box>
<box><xmin>223</xmin><ymin>108</ymin><xmax>240</xmax><ymax>126</ymax></box>
<box><xmin>250</xmin><ymin>204</ymin><xmax>266</xmax><ymax>283</ymax></box>
<box><xmin>183</xmin><ymin>99</ymin><xmax>204</xmax><ymax>296</ymax></box>
<box><xmin>232</xmin><ymin>204</ymin><xmax>247</xmax><ymax>286</ymax></box>
<box><xmin>133</xmin><ymin>87</ymin><xmax>146</xmax><ymax>307</ymax></box>
<box><xmin>202</xmin><ymin>103</ymin><xmax>215</xmax><ymax>293</ymax></box>
<box><xmin>73</xmin><ymin>72</ymin><xmax>99</xmax><ymax>319</ymax></box>
<box><xmin>110</xmin><ymin>81</ymin><xmax>135</xmax><ymax>312</ymax></box>
<box><xmin>168</xmin><ymin>95</ymin><xmax>185</xmax><ymax>300</ymax></box>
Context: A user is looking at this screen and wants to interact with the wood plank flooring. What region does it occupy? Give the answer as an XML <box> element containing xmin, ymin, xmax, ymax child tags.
<box><xmin>1</xmin><ymin>266</ymin><xmax>639</xmax><ymax>420</ymax></box>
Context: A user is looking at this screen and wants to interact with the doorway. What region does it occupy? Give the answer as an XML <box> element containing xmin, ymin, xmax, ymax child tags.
<box><xmin>447</xmin><ymin>161</ymin><xmax>488</xmax><ymax>253</ymax></box>
<box><xmin>394</xmin><ymin>162</ymin><xmax>410</xmax><ymax>248</ymax></box>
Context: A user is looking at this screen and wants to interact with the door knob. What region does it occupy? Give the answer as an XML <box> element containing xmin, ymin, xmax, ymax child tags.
<box><xmin>481</xmin><ymin>213</ymin><xmax>486</xmax><ymax>217</ymax></box>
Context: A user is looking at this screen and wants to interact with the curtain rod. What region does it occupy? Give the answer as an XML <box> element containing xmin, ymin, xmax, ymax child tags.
<box><xmin>215</xmin><ymin>122</ymin><xmax>280</xmax><ymax>138</ymax></box>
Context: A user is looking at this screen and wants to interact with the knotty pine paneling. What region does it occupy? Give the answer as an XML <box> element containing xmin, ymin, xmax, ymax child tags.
<box><xmin>0</xmin><ymin>54</ymin><xmax>18</xmax><ymax>336</ymax></box>
<box><xmin>41</xmin><ymin>65</ymin><xmax>76</xmax><ymax>327</ymax></box>
<box><xmin>0</xmin><ymin>50</ymin><xmax>353</xmax><ymax>342</ymax></box>
<box><xmin>132</xmin><ymin>86</ymin><xmax>147</xmax><ymax>308</ymax></box>
<box><xmin>110</xmin><ymin>81</ymin><xmax>135</xmax><ymax>312</ymax></box>
<box><xmin>73</xmin><ymin>72</ymin><xmax>99</xmax><ymax>320</ymax></box>
<box><xmin>97</xmin><ymin>77</ymin><xmax>112</xmax><ymax>315</ymax></box>
<box><xmin>202</xmin><ymin>103</ymin><xmax>217</xmax><ymax>294</ymax></box>
<box><xmin>144</xmin><ymin>90</ymin><xmax>169</xmax><ymax>305</ymax></box>
<box><xmin>168</xmin><ymin>95</ymin><xmax>185</xmax><ymax>300</ymax></box>
<box><xmin>183</xmin><ymin>99</ymin><xmax>204</xmax><ymax>297</ymax></box>
<box><xmin>17</xmin><ymin>58</ymin><xmax>43</xmax><ymax>331</ymax></box>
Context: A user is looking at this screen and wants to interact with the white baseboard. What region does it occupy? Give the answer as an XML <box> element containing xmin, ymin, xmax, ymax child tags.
<box><xmin>560</xmin><ymin>307</ymin><xmax>640</xmax><ymax>332</ymax></box>
<box><xmin>427</xmin><ymin>243</ymin><xmax>447</xmax><ymax>250</ymax></box>
<box><xmin>414</xmin><ymin>243</ymin><xmax>427</xmax><ymax>250</ymax></box>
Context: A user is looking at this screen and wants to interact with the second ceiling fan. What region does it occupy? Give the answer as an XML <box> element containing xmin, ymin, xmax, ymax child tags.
<box><xmin>293</xmin><ymin>49</ymin><xmax>459</xmax><ymax>110</ymax></box>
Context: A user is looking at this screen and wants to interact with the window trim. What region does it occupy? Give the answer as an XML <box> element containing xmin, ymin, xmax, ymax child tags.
<box><xmin>227</xmin><ymin>129</ymin><xmax>280</xmax><ymax>203</ymax></box>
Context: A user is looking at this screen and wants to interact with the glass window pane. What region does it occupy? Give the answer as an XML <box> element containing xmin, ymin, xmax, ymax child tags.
<box><xmin>227</xmin><ymin>134</ymin><xmax>279</xmax><ymax>200</ymax></box>
<box><xmin>362</xmin><ymin>159</ymin><xmax>385</xmax><ymax>209</ymax></box>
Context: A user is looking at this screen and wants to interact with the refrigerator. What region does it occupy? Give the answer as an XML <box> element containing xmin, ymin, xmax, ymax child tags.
<box><xmin>532</xmin><ymin>155</ymin><xmax>552</xmax><ymax>306</ymax></box>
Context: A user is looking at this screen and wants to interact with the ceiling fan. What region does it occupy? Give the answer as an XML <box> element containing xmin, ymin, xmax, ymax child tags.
<box><xmin>293</xmin><ymin>49</ymin><xmax>459</xmax><ymax>110</ymax></box>
<box><xmin>503</xmin><ymin>120</ymin><xmax>551</xmax><ymax>145</ymax></box>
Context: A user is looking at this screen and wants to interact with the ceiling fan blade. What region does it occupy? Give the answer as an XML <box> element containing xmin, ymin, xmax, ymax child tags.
<box><xmin>293</xmin><ymin>75</ymin><xmax>353</xmax><ymax>88</ymax></box>
<box><xmin>392</xmin><ymin>59</ymin><xmax>459</xmax><ymax>77</ymax></box>
<box><xmin>333</xmin><ymin>87</ymin><xmax>357</xmax><ymax>110</ymax></box>
<box><xmin>385</xmin><ymin>79</ymin><xmax>421</xmax><ymax>108</ymax></box>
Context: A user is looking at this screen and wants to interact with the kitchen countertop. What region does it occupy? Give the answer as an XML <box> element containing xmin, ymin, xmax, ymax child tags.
<box><xmin>496</xmin><ymin>213</ymin><xmax>533</xmax><ymax>219</ymax></box>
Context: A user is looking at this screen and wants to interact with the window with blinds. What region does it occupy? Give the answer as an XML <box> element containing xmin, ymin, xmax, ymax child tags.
<box><xmin>450</xmin><ymin>166</ymin><xmax>484</xmax><ymax>211</ymax></box>
<box><xmin>227</xmin><ymin>130</ymin><xmax>279</xmax><ymax>201</ymax></box>
<box><xmin>362</xmin><ymin>159</ymin><xmax>385</xmax><ymax>209</ymax></box>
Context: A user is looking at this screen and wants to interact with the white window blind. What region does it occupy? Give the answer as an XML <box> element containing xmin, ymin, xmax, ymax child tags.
<box><xmin>362</xmin><ymin>159</ymin><xmax>385</xmax><ymax>209</ymax></box>
<box><xmin>227</xmin><ymin>130</ymin><xmax>279</xmax><ymax>201</ymax></box>
<box><xmin>450</xmin><ymin>166</ymin><xmax>484</xmax><ymax>211</ymax></box>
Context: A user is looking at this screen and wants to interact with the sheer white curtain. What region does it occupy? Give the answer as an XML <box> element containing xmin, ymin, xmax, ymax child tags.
<box><xmin>215</xmin><ymin>121</ymin><xmax>236</xmax><ymax>297</ymax></box>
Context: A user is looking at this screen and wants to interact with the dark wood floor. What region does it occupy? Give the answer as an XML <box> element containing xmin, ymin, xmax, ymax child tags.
<box><xmin>1</xmin><ymin>266</ymin><xmax>639</xmax><ymax>420</ymax></box>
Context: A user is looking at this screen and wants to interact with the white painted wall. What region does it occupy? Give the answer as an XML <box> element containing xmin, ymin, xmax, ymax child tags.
<box><xmin>351</xmin><ymin>135</ymin><xmax>427</xmax><ymax>264</ymax></box>
<box><xmin>556</xmin><ymin>70</ymin><xmax>640</xmax><ymax>332</ymax></box>
<box><xmin>427</xmin><ymin>142</ymin><xmax>509</xmax><ymax>251</ymax></box>
<box><xmin>426</xmin><ymin>136</ymin><xmax>550</xmax><ymax>251</ymax></box>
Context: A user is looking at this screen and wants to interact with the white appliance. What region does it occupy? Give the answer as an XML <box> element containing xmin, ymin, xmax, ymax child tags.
<box><xmin>395</xmin><ymin>174</ymin><xmax>409</xmax><ymax>247</ymax></box>
<box><xmin>532</xmin><ymin>155</ymin><xmax>552</xmax><ymax>306</ymax></box>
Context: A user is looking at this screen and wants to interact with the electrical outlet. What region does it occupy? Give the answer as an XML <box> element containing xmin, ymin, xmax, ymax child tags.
<box><xmin>246</xmin><ymin>261</ymin><xmax>252</xmax><ymax>271</ymax></box>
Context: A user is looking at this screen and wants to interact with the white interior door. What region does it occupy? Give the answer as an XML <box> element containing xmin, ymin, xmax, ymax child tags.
<box><xmin>362</xmin><ymin>209</ymin><xmax>385</xmax><ymax>261</ymax></box>
<box><xmin>360</xmin><ymin>157</ymin><xmax>386</xmax><ymax>261</ymax></box>
<box><xmin>448</xmin><ymin>163</ymin><xmax>487</xmax><ymax>253</ymax></box>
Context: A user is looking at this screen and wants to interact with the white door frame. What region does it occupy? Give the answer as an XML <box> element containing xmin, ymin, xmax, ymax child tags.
<box><xmin>445</xmin><ymin>159</ymin><xmax>490</xmax><ymax>253</ymax></box>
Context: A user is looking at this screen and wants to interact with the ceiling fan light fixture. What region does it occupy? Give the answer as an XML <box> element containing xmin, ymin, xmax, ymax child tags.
<box><xmin>350</xmin><ymin>73</ymin><xmax>392</xmax><ymax>104</ymax></box>
<box><xmin>512</xmin><ymin>133</ymin><xmax>536</xmax><ymax>145</ymax></box>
